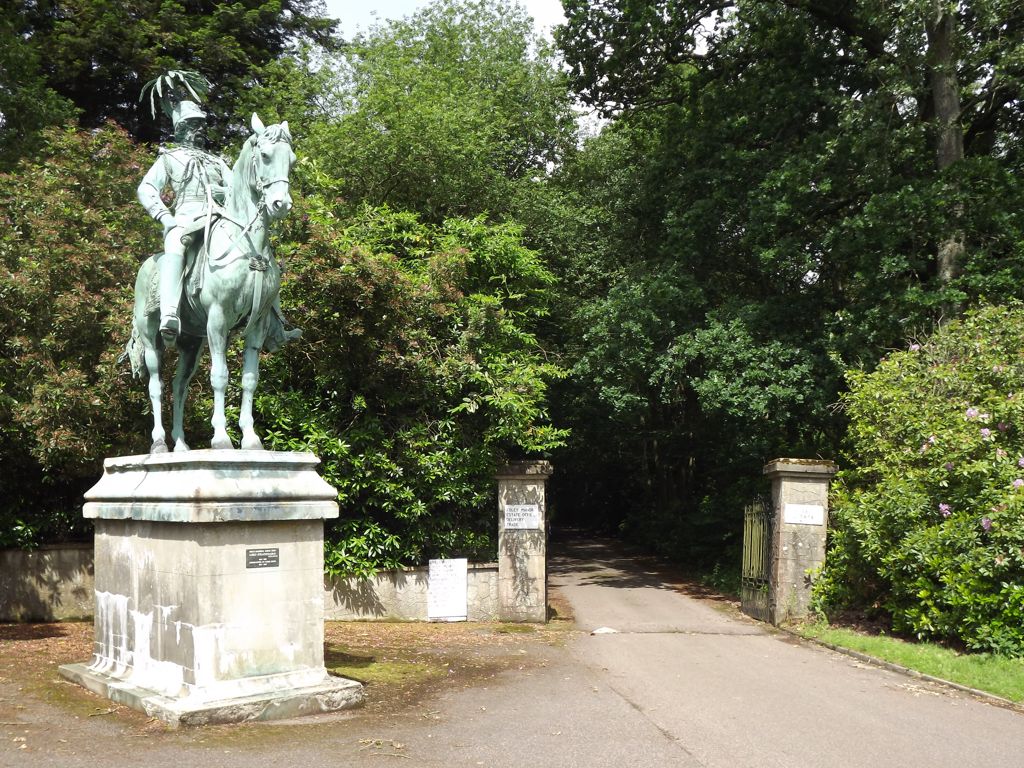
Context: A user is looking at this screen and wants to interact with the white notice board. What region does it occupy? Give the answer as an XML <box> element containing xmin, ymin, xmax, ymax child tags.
<box><xmin>504</xmin><ymin>503</ymin><xmax>542</xmax><ymax>530</ymax></box>
<box><xmin>783</xmin><ymin>503</ymin><xmax>825</xmax><ymax>526</ymax></box>
<box><xmin>427</xmin><ymin>558</ymin><xmax>468</xmax><ymax>621</ymax></box>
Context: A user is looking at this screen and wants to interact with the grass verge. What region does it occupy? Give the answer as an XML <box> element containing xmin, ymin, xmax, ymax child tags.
<box><xmin>796</xmin><ymin>622</ymin><xmax>1024</xmax><ymax>703</ymax></box>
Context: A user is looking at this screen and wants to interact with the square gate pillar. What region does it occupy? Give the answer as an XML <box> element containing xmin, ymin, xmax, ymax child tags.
<box><xmin>763</xmin><ymin>458</ymin><xmax>837</xmax><ymax>626</ymax></box>
<box><xmin>496</xmin><ymin>461</ymin><xmax>552</xmax><ymax>623</ymax></box>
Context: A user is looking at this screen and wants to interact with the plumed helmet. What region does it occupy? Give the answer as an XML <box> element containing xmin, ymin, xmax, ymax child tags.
<box><xmin>172</xmin><ymin>100</ymin><xmax>207</xmax><ymax>127</ymax></box>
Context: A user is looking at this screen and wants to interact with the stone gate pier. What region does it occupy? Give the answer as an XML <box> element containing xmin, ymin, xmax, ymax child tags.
<box><xmin>59</xmin><ymin>450</ymin><xmax>363</xmax><ymax>726</ymax></box>
<box><xmin>763</xmin><ymin>458</ymin><xmax>837</xmax><ymax>625</ymax></box>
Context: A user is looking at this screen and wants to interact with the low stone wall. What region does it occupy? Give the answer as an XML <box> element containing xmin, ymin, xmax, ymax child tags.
<box><xmin>0</xmin><ymin>544</ymin><xmax>95</xmax><ymax>621</ymax></box>
<box><xmin>324</xmin><ymin>564</ymin><xmax>500</xmax><ymax>622</ymax></box>
<box><xmin>1</xmin><ymin>546</ymin><xmax>500</xmax><ymax>623</ymax></box>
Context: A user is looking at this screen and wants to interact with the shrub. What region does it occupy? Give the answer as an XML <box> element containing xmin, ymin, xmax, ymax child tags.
<box><xmin>815</xmin><ymin>304</ymin><xmax>1024</xmax><ymax>655</ymax></box>
<box><xmin>258</xmin><ymin>201</ymin><xmax>567</xmax><ymax>574</ymax></box>
<box><xmin>0</xmin><ymin>125</ymin><xmax>156</xmax><ymax>546</ymax></box>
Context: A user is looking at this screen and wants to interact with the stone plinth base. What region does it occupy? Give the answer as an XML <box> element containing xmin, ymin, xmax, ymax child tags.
<box><xmin>59</xmin><ymin>663</ymin><xmax>363</xmax><ymax>727</ymax></box>
<box><xmin>60</xmin><ymin>450</ymin><xmax>362</xmax><ymax>725</ymax></box>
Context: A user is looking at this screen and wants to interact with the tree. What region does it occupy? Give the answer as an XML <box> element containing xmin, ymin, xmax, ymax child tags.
<box><xmin>547</xmin><ymin>0</ymin><xmax>1024</xmax><ymax>559</ymax></box>
<box><xmin>254</xmin><ymin>200</ymin><xmax>567</xmax><ymax>573</ymax></box>
<box><xmin>0</xmin><ymin>124</ymin><xmax>158</xmax><ymax>546</ymax></box>
<box><xmin>557</xmin><ymin>0</ymin><xmax>1024</xmax><ymax>284</ymax></box>
<box><xmin>3</xmin><ymin>0</ymin><xmax>338</xmax><ymax>144</ymax></box>
<box><xmin>0</xmin><ymin>16</ymin><xmax>76</xmax><ymax>168</ymax></box>
<box><xmin>308</xmin><ymin>0</ymin><xmax>577</xmax><ymax>223</ymax></box>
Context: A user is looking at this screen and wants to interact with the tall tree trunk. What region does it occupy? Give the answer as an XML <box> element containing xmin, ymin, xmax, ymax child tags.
<box><xmin>925</xmin><ymin>2</ymin><xmax>965</xmax><ymax>291</ymax></box>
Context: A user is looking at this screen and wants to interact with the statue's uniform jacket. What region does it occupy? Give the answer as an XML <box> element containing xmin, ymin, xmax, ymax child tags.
<box><xmin>137</xmin><ymin>145</ymin><xmax>231</xmax><ymax>249</ymax></box>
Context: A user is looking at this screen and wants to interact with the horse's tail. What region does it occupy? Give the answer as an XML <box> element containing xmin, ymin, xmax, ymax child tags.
<box><xmin>119</xmin><ymin>255</ymin><xmax>158</xmax><ymax>379</ymax></box>
<box><xmin>119</xmin><ymin>324</ymin><xmax>147</xmax><ymax>379</ymax></box>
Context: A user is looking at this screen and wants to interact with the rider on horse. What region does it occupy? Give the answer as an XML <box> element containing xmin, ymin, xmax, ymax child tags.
<box><xmin>137</xmin><ymin>98</ymin><xmax>231</xmax><ymax>345</ymax></box>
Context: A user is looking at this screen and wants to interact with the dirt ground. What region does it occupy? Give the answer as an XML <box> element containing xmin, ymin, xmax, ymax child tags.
<box><xmin>0</xmin><ymin>593</ymin><xmax>577</xmax><ymax>757</ymax></box>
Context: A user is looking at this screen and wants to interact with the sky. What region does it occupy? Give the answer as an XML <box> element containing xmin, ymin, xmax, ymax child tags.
<box><xmin>322</xmin><ymin>0</ymin><xmax>567</xmax><ymax>38</ymax></box>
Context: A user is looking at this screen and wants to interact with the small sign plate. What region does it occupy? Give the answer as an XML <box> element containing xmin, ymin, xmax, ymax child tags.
<box><xmin>246</xmin><ymin>548</ymin><xmax>280</xmax><ymax>569</ymax></box>
<box><xmin>428</xmin><ymin>558</ymin><xmax>468</xmax><ymax>621</ymax></box>
<box><xmin>783</xmin><ymin>504</ymin><xmax>825</xmax><ymax>526</ymax></box>
<box><xmin>505</xmin><ymin>504</ymin><xmax>541</xmax><ymax>530</ymax></box>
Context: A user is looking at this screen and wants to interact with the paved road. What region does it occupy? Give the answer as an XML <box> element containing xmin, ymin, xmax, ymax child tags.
<box><xmin>5</xmin><ymin>536</ymin><xmax>1024</xmax><ymax>767</ymax></box>
<box><xmin>550</xmin><ymin>537</ymin><xmax>1024</xmax><ymax>768</ymax></box>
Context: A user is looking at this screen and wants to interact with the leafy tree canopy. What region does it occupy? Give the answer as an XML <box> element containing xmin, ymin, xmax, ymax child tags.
<box><xmin>1</xmin><ymin>0</ymin><xmax>338</xmax><ymax>148</ymax></box>
<box><xmin>308</xmin><ymin>0</ymin><xmax>577</xmax><ymax>223</ymax></box>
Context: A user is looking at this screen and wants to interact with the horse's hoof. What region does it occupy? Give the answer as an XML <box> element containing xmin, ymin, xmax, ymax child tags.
<box><xmin>211</xmin><ymin>437</ymin><xmax>235</xmax><ymax>451</ymax></box>
<box><xmin>241</xmin><ymin>435</ymin><xmax>264</xmax><ymax>451</ymax></box>
<box><xmin>173</xmin><ymin>440</ymin><xmax>190</xmax><ymax>453</ymax></box>
<box><xmin>150</xmin><ymin>440</ymin><xmax>169</xmax><ymax>454</ymax></box>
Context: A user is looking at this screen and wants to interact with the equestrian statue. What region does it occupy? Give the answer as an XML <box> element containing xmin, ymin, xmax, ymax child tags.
<box><xmin>124</xmin><ymin>70</ymin><xmax>300</xmax><ymax>453</ymax></box>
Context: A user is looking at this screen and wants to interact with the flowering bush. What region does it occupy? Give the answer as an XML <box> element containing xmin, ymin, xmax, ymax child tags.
<box><xmin>815</xmin><ymin>304</ymin><xmax>1024</xmax><ymax>655</ymax></box>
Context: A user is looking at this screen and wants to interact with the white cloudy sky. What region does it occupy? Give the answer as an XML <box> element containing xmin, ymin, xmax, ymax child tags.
<box><xmin>322</xmin><ymin>0</ymin><xmax>566</xmax><ymax>38</ymax></box>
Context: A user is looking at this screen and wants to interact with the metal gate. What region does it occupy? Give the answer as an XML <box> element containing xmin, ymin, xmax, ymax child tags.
<box><xmin>741</xmin><ymin>496</ymin><xmax>773</xmax><ymax>622</ymax></box>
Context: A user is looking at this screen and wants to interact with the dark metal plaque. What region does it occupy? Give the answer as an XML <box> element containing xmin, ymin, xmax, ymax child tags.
<box><xmin>246</xmin><ymin>548</ymin><xmax>280</xmax><ymax>569</ymax></box>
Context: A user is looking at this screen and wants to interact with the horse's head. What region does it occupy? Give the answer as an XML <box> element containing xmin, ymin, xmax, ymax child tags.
<box><xmin>249</xmin><ymin>112</ymin><xmax>296</xmax><ymax>221</ymax></box>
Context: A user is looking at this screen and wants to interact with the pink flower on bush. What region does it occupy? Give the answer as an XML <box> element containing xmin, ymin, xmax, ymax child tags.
<box><xmin>939</xmin><ymin>503</ymin><xmax>951</xmax><ymax>518</ymax></box>
<box><xmin>981</xmin><ymin>517</ymin><xmax>993</xmax><ymax>532</ymax></box>
<box><xmin>981</xmin><ymin>428</ymin><xmax>993</xmax><ymax>440</ymax></box>
<box><xmin>1014</xmin><ymin>479</ymin><xmax>1024</xmax><ymax>490</ymax></box>
<box><xmin>909</xmin><ymin>343</ymin><xmax>921</xmax><ymax>351</ymax></box>
<box><xmin>1018</xmin><ymin>456</ymin><xmax>1024</xmax><ymax>468</ymax></box>
<box><xmin>998</xmin><ymin>422</ymin><xmax>1009</xmax><ymax>432</ymax></box>
<box><xmin>945</xmin><ymin>462</ymin><xmax>955</xmax><ymax>471</ymax></box>
<box><xmin>966</xmin><ymin>407</ymin><xmax>980</xmax><ymax>420</ymax></box>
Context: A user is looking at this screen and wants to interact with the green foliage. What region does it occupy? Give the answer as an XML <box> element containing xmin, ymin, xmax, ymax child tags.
<box><xmin>0</xmin><ymin>17</ymin><xmax>77</xmax><ymax>169</ymax></box>
<box><xmin>6</xmin><ymin>0</ymin><xmax>338</xmax><ymax>144</ymax></box>
<box><xmin>816</xmin><ymin>305</ymin><xmax>1024</xmax><ymax>655</ymax></box>
<box><xmin>0</xmin><ymin>124</ymin><xmax>157</xmax><ymax>546</ymax></box>
<box><xmin>308</xmin><ymin>0</ymin><xmax>576</xmax><ymax>223</ymax></box>
<box><xmin>548</xmin><ymin>0</ymin><xmax>1024</xmax><ymax>565</ymax></box>
<box><xmin>257</xmin><ymin>200</ymin><xmax>566</xmax><ymax>573</ymax></box>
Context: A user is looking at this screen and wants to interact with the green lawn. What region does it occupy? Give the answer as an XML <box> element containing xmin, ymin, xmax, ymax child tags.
<box><xmin>796</xmin><ymin>623</ymin><xmax>1024</xmax><ymax>703</ymax></box>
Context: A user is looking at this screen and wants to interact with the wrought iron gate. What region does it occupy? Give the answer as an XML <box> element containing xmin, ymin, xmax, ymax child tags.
<box><xmin>741</xmin><ymin>496</ymin><xmax>773</xmax><ymax>622</ymax></box>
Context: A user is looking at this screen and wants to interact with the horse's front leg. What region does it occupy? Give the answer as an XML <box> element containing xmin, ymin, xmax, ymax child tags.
<box><xmin>171</xmin><ymin>333</ymin><xmax>206</xmax><ymax>452</ymax></box>
<box><xmin>207</xmin><ymin>305</ymin><xmax>234</xmax><ymax>450</ymax></box>
<box><xmin>144</xmin><ymin>343</ymin><xmax>168</xmax><ymax>454</ymax></box>
<box><xmin>239</xmin><ymin>340</ymin><xmax>264</xmax><ymax>450</ymax></box>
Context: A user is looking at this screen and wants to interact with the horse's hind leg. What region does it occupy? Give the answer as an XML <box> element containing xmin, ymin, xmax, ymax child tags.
<box><xmin>207</xmin><ymin>305</ymin><xmax>234</xmax><ymax>450</ymax></box>
<box><xmin>239</xmin><ymin>340</ymin><xmax>264</xmax><ymax>451</ymax></box>
<box><xmin>170</xmin><ymin>333</ymin><xmax>206</xmax><ymax>452</ymax></box>
<box><xmin>144</xmin><ymin>343</ymin><xmax>168</xmax><ymax>454</ymax></box>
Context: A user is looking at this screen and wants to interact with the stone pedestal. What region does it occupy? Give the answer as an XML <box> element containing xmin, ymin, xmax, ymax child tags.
<box><xmin>763</xmin><ymin>458</ymin><xmax>838</xmax><ymax>626</ymax></box>
<box><xmin>59</xmin><ymin>451</ymin><xmax>363</xmax><ymax>726</ymax></box>
<box><xmin>496</xmin><ymin>461</ymin><xmax>552</xmax><ymax>623</ymax></box>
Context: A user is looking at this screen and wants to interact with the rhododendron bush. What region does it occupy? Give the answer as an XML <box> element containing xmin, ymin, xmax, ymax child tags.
<box><xmin>816</xmin><ymin>304</ymin><xmax>1024</xmax><ymax>655</ymax></box>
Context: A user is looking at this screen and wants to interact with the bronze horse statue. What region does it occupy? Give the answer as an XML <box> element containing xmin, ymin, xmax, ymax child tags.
<box><xmin>124</xmin><ymin>114</ymin><xmax>299</xmax><ymax>452</ymax></box>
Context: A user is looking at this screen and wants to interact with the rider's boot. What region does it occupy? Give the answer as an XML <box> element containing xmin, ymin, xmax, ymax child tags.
<box><xmin>158</xmin><ymin>249</ymin><xmax>185</xmax><ymax>347</ymax></box>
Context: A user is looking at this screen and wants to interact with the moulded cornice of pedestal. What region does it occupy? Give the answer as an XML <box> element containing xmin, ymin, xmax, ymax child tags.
<box><xmin>83</xmin><ymin>450</ymin><xmax>339</xmax><ymax>521</ymax></box>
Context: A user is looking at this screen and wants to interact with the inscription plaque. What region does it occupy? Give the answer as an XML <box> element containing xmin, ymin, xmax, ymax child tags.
<box><xmin>246</xmin><ymin>548</ymin><xmax>280</xmax><ymax>568</ymax></box>
<box><xmin>504</xmin><ymin>503</ymin><xmax>541</xmax><ymax>530</ymax></box>
<box><xmin>783</xmin><ymin>503</ymin><xmax>825</xmax><ymax>526</ymax></box>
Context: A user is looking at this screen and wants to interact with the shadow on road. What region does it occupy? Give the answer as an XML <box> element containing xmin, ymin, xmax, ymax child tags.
<box><xmin>548</xmin><ymin>532</ymin><xmax>737</xmax><ymax>604</ymax></box>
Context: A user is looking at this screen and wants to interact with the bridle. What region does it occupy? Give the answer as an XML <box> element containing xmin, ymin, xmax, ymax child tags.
<box><xmin>250</xmin><ymin>132</ymin><xmax>293</xmax><ymax>210</ymax></box>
